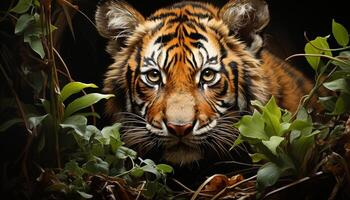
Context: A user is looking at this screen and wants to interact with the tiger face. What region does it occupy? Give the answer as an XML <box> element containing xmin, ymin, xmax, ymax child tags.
<box><xmin>96</xmin><ymin>0</ymin><xmax>270</xmax><ymax>165</ymax></box>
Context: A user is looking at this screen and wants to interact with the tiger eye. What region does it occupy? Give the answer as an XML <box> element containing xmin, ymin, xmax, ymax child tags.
<box><xmin>146</xmin><ymin>70</ymin><xmax>161</xmax><ymax>84</ymax></box>
<box><xmin>201</xmin><ymin>69</ymin><xmax>216</xmax><ymax>82</ymax></box>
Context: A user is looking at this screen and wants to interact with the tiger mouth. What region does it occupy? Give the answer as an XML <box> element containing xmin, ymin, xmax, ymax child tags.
<box><xmin>119</xmin><ymin>112</ymin><xmax>239</xmax><ymax>165</ymax></box>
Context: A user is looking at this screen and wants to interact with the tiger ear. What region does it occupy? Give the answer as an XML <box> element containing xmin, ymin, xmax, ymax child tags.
<box><xmin>95</xmin><ymin>0</ymin><xmax>144</xmax><ymax>54</ymax></box>
<box><xmin>219</xmin><ymin>0</ymin><xmax>270</xmax><ymax>54</ymax></box>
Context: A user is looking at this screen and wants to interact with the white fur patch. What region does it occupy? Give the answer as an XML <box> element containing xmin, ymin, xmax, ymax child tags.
<box><xmin>223</xmin><ymin>3</ymin><xmax>254</xmax><ymax>30</ymax></box>
<box><xmin>193</xmin><ymin>119</ymin><xmax>217</xmax><ymax>136</ymax></box>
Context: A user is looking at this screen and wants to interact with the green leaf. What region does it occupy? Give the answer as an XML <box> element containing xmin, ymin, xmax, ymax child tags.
<box><xmin>110</xmin><ymin>137</ymin><xmax>123</xmax><ymax>153</ymax></box>
<box><xmin>333</xmin><ymin>51</ymin><xmax>350</xmax><ymax>69</ymax></box>
<box><xmin>142</xmin><ymin>159</ymin><xmax>156</xmax><ymax>166</ymax></box>
<box><xmin>252</xmin><ymin>97</ymin><xmax>283</xmax><ymax>136</ymax></box>
<box><xmin>130</xmin><ymin>167</ymin><xmax>144</xmax><ymax>177</ymax></box>
<box><xmin>23</xmin><ymin>13</ymin><xmax>42</xmax><ymax>37</ymax></box>
<box><xmin>234</xmin><ymin>110</ymin><xmax>267</xmax><ymax>140</ymax></box>
<box><xmin>46</xmin><ymin>183</ymin><xmax>68</xmax><ymax>193</ymax></box>
<box><xmin>231</xmin><ymin>135</ymin><xmax>243</xmax><ymax>149</ymax></box>
<box><xmin>289</xmin><ymin>130</ymin><xmax>301</xmax><ymax>143</ymax></box>
<box><xmin>142</xmin><ymin>163</ymin><xmax>160</xmax><ymax>179</ymax></box>
<box><xmin>304</xmin><ymin>36</ymin><xmax>332</xmax><ymax>71</ymax></box>
<box><xmin>296</xmin><ymin>107</ymin><xmax>309</xmax><ymax>121</ymax></box>
<box><xmin>256</xmin><ymin>162</ymin><xmax>282</xmax><ymax>191</ymax></box>
<box><xmin>262</xmin><ymin>136</ymin><xmax>284</xmax><ymax>155</ymax></box>
<box><xmin>64</xmin><ymin>93</ymin><xmax>114</xmax><ymax>118</ymax></box>
<box><xmin>91</xmin><ymin>143</ymin><xmax>105</xmax><ymax>157</ymax></box>
<box><xmin>15</xmin><ymin>14</ymin><xmax>34</xmax><ymax>34</ymax></box>
<box><xmin>0</xmin><ymin>118</ymin><xmax>23</xmax><ymax>132</ymax></box>
<box><xmin>64</xmin><ymin>160</ymin><xmax>85</xmax><ymax>177</ymax></box>
<box><xmin>33</xmin><ymin>0</ymin><xmax>40</xmax><ymax>7</ymax></box>
<box><xmin>143</xmin><ymin>181</ymin><xmax>169</xmax><ymax>199</ymax></box>
<box><xmin>101</xmin><ymin>123</ymin><xmax>121</xmax><ymax>144</ymax></box>
<box><xmin>290</xmin><ymin>134</ymin><xmax>315</xmax><ymax>168</ymax></box>
<box><xmin>115</xmin><ymin>146</ymin><xmax>137</xmax><ymax>160</ymax></box>
<box><xmin>262</xmin><ymin>97</ymin><xmax>283</xmax><ymax>136</ymax></box>
<box><xmin>280</xmin><ymin>122</ymin><xmax>291</xmax><ymax>136</ymax></box>
<box><xmin>331</xmin><ymin>92</ymin><xmax>350</xmax><ymax>115</ymax></box>
<box><xmin>156</xmin><ymin>164</ymin><xmax>173</xmax><ymax>174</ymax></box>
<box><xmin>11</xmin><ymin>0</ymin><xmax>32</xmax><ymax>14</ymax></box>
<box><xmin>26</xmin><ymin>36</ymin><xmax>45</xmax><ymax>58</ymax></box>
<box><xmin>332</xmin><ymin>19</ymin><xmax>349</xmax><ymax>47</ymax></box>
<box><xmin>40</xmin><ymin>99</ymin><xmax>51</xmax><ymax>113</ymax></box>
<box><xmin>77</xmin><ymin>112</ymin><xmax>101</xmax><ymax>119</ymax></box>
<box><xmin>289</xmin><ymin>120</ymin><xmax>312</xmax><ymax>131</ymax></box>
<box><xmin>60</xmin><ymin>82</ymin><xmax>98</xmax><ymax>102</ymax></box>
<box><xmin>28</xmin><ymin>114</ymin><xmax>48</xmax><ymax>129</ymax></box>
<box><xmin>249</xmin><ymin>153</ymin><xmax>268</xmax><ymax>163</ymax></box>
<box><xmin>77</xmin><ymin>191</ymin><xmax>93</xmax><ymax>199</ymax></box>
<box><xmin>85</xmin><ymin>125</ymin><xmax>101</xmax><ymax>141</ymax></box>
<box><xmin>264</xmin><ymin>97</ymin><xmax>281</xmax><ymax>120</ymax></box>
<box><xmin>281</xmin><ymin>110</ymin><xmax>292</xmax><ymax>122</ymax></box>
<box><xmin>318</xmin><ymin>96</ymin><xmax>337</xmax><ymax>112</ymax></box>
<box><xmin>323</xmin><ymin>78</ymin><xmax>350</xmax><ymax>93</ymax></box>
<box><xmin>60</xmin><ymin>115</ymin><xmax>87</xmax><ymax>136</ymax></box>
<box><xmin>83</xmin><ymin>157</ymin><xmax>109</xmax><ymax>174</ymax></box>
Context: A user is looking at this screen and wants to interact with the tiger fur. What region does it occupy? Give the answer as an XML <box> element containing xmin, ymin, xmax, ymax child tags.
<box><xmin>95</xmin><ymin>0</ymin><xmax>315</xmax><ymax>165</ymax></box>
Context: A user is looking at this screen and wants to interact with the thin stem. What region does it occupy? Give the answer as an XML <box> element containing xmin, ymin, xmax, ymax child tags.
<box><xmin>285</xmin><ymin>53</ymin><xmax>349</xmax><ymax>66</ymax></box>
<box><xmin>210</xmin><ymin>175</ymin><xmax>257</xmax><ymax>200</ymax></box>
<box><xmin>41</xmin><ymin>0</ymin><xmax>63</xmax><ymax>168</ymax></box>
<box><xmin>53</xmin><ymin>47</ymin><xmax>72</xmax><ymax>81</ymax></box>
<box><xmin>60</xmin><ymin>0</ymin><xmax>96</xmax><ymax>28</ymax></box>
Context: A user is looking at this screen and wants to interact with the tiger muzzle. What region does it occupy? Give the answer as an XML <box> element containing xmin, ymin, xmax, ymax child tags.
<box><xmin>165</xmin><ymin>92</ymin><xmax>196</xmax><ymax>137</ymax></box>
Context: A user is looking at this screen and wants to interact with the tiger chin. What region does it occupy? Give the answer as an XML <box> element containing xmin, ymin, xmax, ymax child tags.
<box><xmin>95</xmin><ymin>0</ymin><xmax>315</xmax><ymax>166</ymax></box>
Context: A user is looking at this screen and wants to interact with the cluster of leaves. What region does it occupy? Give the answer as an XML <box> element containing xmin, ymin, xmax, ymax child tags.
<box><xmin>2</xmin><ymin>81</ymin><xmax>174</xmax><ymax>199</ymax></box>
<box><xmin>11</xmin><ymin>0</ymin><xmax>47</xmax><ymax>58</ymax></box>
<box><xmin>305</xmin><ymin>19</ymin><xmax>350</xmax><ymax>115</ymax></box>
<box><xmin>1</xmin><ymin>1</ymin><xmax>174</xmax><ymax>199</ymax></box>
<box><xmin>234</xmin><ymin>20</ymin><xmax>350</xmax><ymax>197</ymax></box>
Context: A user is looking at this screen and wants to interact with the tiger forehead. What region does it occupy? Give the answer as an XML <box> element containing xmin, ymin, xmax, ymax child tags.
<box><xmin>139</xmin><ymin>2</ymin><xmax>223</xmax><ymax>71</ymax></box>
<box><xmin>148</xmin><ymin>1</ymin><xmax>219</xmax><ymax>21</ymax></box>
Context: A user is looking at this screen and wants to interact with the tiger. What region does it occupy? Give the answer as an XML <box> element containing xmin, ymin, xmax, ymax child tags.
<box><xmin>95</xmin><ymin>0</ymin><xmax>315</xmax><ymax>165</ymax></box>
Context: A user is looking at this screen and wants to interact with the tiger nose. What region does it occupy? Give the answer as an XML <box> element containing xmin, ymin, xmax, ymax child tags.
<box><xmin>167</xmin><ymin>123</ymin><xmax>193</xmax><ymax>137</ymax></box>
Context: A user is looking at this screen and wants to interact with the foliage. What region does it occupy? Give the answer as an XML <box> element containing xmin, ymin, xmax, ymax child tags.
<box><xmin>234</xmin><ymin>19</ymin><xmax>350</xmax><ymax>197</ymax></box>
<box><xmin>1</xmin><ymin>1</ymin><xmax>173</xmax><ymax>199</ymax></box>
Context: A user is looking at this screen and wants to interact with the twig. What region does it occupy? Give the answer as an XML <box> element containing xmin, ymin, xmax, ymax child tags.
<box><xmin>135</xmin><ymin>181</ymin><xmax>146</xmax><ymax>200</ymax></box>
<box><xmin>60</xmin><ymin>0</ymin><xmax>96</xmax><ymax>28</ymax></box>
<box><xmin>291</xmin><ymin>61</ymin><xmax>337</xmax><ymax>119</ymax></box>
<box><xmin>41</xmin><ymin>0</ymin><xmax>63</xmax><ymax>168</ymax></box>
<box><xmin>285</xmin><ymin>54</ymin><xmax>349</xmax><ymax>66</ymax></box>
<box><xmin>211</xmin><ymin>175</ymin><xmax>257</xmax><ymax>200</ymax></box>
<box><xmin>191</xmin><ymin>174</ymin><xmax>218</xmax><ymax>200</ymax></box>
<box><xmin>171</xmin><ymin>178</ymin><xmax>195</xmax><ymax>193</ymax></box>
<box><xmin>261</xmin><ymin>171</ymin><xmax>323</xmax><ymax>200</ymax></box>
<box><xmin>53</xmin><ymin>47</ymin><xmax>73</xmax><ymax>81</ymax></box>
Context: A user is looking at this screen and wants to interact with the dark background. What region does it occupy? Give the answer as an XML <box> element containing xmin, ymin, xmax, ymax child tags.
<box><xmin>60</xmin><ymin>0</ymin><xmax>350</xmax><ymax>87</ymax></box>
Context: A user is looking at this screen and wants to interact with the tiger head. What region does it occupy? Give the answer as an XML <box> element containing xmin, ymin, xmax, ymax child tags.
<box><xmin>95</xmin><ymin>0</ymin><xmax>270</xmax><ymax>165</ymax></box>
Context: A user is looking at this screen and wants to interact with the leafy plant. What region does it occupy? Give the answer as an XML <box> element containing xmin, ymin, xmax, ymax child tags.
<box><xmin>1</xmin><ymin>1</ymin><xmax>174</xmax><ymax>199</ymax></box>
<box><xmin>234</xmin><ymin>19</ymin><xmax>350</xmax><ymax>198</ymax></box>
